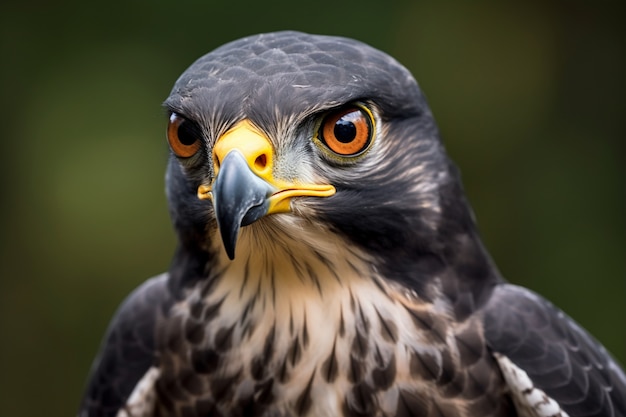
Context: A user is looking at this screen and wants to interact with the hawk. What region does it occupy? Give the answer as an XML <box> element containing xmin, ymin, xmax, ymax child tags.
<box><xmin>78</xmin><ymin>31</ymin><xmax>626</xmax><ymax>417</ymax></box>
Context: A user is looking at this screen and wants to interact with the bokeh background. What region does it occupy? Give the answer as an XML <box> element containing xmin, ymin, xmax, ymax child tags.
<box><xmin>1</xmin><ymin>1</ymin><xmax>624</xmax><ymax>416</ymax></box>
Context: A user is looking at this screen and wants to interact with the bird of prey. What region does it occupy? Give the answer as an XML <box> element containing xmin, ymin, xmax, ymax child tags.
<box><xmin>78</xmin><ymin>31</ymin><xmax>626</xmax><ymax>417</ymax></box>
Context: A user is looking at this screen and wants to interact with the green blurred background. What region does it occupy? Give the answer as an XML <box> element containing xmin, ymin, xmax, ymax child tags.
<box><xmin>1</xmin><ymin>1</ymin><xmax>624</xmax><ymax>416</ymax></box>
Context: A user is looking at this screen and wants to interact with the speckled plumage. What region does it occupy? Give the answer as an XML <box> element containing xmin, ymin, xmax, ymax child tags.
<box><xmin>79</xmin><ymin>32</ymin><xmax>626</xmax><ymax>417</ymax></box>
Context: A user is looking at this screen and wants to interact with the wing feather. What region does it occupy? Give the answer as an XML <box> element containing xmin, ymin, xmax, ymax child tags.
<box><xmin>481</xmin><ymin>284</ymin><xmax>626</xmax><ymax>417</ymax></box>
<box><xmin>78</xmin><ymin>274</ymin><xmax>173</xmax><ymax>417</ymax></box>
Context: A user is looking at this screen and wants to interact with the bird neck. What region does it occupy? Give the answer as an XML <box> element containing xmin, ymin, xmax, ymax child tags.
<box><xmin>207</xmin><ymin>214</ymin><xmax>375</xmax><ymax>302</ymax></box>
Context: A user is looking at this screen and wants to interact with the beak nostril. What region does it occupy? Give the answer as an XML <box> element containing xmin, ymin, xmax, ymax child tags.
<box><xmin>255</xmin><ymin>154</ymin><xmax>267</xmax><ymax>171</ymax></box>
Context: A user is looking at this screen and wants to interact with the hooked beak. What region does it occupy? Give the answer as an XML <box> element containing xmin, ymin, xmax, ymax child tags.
<box><xmin>197</xmin><ymin>120</ymin><xmax>335</xmax><ymax>260</ymax></box>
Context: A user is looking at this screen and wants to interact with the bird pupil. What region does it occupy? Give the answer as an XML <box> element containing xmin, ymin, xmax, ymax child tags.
<box><xmin>178</xmin><ymin>123</ymin><xmax>197</xmax><ymax>146</ymax></box>
<box><xmin>334</xmin><ymin>119</ymin><xmax>356</xmax><ymax>143</ymax></box>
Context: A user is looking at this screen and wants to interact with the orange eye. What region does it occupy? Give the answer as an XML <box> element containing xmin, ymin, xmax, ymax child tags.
<box><xmin>167</xmin><ymin>113</ymin><xmax>202</xmax><ymax>158</ymax></box>
<box><xmin>319</xmin><ymin>106</ymin><xmax>373</xmax><ymax>157</ymax></box>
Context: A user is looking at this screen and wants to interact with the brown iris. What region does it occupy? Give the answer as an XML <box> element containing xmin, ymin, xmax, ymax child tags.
<box><xmin>167</xmin><ymin>113</ymin><xmax>202</xmax><ymax>158</ymax></box>
<box><xmin>320</xmin><ymin>106</ymin><xmax>373</xmax><ymax>157</ymax></box>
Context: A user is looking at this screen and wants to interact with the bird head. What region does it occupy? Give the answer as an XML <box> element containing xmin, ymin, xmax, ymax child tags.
<box><xmin>163</xmin><ymin>32</ymin><xmax>481</xmax><ymax>287</ymax></box>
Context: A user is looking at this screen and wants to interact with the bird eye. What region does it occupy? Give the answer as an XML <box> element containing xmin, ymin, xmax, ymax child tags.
<box><xmin>319</xmin><ymin>106</ymin><xmax>374</xmax><ymax>157</ymax></box>
<box><xmin>167</xmin><ymin>113</ymin><xmax>202</xmax><ymax>158</ymax></box>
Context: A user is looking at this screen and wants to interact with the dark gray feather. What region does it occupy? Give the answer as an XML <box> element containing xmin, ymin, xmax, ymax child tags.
<box><xmin>78</xmin><ymin>274</ymin><xmax>172</xmax><ymax>417</ymax></box>
<box><xmin>482</xmin><ymin>284</ymin><xmax>626</xmax><ymax>417</ymax></box>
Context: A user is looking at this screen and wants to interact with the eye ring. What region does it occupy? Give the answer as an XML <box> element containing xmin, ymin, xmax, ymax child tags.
<box><xmin>167</xmin><ymin>113</ymin><xmax>202</xmax><ymax>158</ymax></box>
<box><xmin>318</xmin><ymin>105</ymin><xmax>374</xmax><ymax>157</ymax></box>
